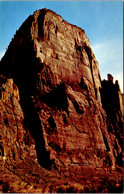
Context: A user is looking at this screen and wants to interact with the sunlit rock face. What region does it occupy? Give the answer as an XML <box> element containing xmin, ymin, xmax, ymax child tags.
<box><xmin>0</xmin><ymin>8</ymin><xmax>123</xmax><ymax>193</ymax></box>
<box><xmin>0</xmin><ymin>75</ymin><xmax>37</xmax><ymax>164</ymax></box>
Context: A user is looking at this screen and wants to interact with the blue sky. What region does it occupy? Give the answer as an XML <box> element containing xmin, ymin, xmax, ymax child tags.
<box><xmin>0</xmin><ymin>1</ymin><xmax>123</xmax><ymax>91</ymax></box>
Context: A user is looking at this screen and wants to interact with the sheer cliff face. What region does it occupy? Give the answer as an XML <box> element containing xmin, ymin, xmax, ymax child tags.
<box><xmin>0</xmin><ymin>9</ymin><xmax>123</xmax><ymax>172</ymax></box>
<box><xmin>0</xmin><ymin>75</ymin><xmax>37</xmax><ymax>164</ymax></box>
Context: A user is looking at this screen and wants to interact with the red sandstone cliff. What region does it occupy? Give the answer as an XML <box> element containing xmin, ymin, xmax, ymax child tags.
<box><xmin>0</xmin><ymin>9</ymin><xmax>123</xmax><ymax>193</ymax></box>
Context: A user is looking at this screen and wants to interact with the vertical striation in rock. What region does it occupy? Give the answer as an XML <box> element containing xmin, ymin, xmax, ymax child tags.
<box><xmin>0</xmin><ymin>75</ymin><xmax>36</xmax><ymax>163</ymax></box>
<box><xmin>0</xmin><ymin>8</ymin><xmax>123</xmax><ymax>192</ymax></box>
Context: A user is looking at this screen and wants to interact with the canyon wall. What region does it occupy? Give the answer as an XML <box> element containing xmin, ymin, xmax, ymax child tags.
<box><xmin>0</xmin><ymin>9</ymin><xmax>123</xmax><ymax>174</ymax></box>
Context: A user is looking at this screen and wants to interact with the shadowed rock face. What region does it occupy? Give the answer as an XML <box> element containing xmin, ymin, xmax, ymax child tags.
<box><xmin>100</xmin><ymin>74</ymin><xmax>123</xmax><ymax>167</ymax></box>
<box><xmin>0</xmin><ymin>8</ymin><xmax>123</xmax><ymax>193</ymax></box>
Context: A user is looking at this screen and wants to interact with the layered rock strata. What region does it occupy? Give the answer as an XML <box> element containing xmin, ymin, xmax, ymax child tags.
<box><xmin>0</xmin><ymin>8</ymin><xmax>123</xmax><ymax>180</ymax></box>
